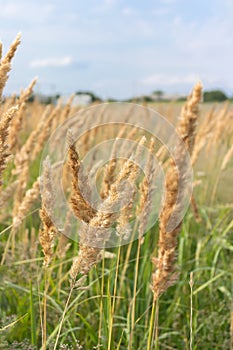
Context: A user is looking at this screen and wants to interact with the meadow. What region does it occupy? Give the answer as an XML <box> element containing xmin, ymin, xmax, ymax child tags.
<box><xmin>0</xmin><ymin>35</ymin><xmax>233</xmax><ymax>350</ymax></box>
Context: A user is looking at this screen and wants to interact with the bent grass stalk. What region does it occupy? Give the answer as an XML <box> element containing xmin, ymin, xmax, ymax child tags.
<box><xmin>150</xmin><ymin>82</ymin><xmax>202</xmax><ymax>348</ymax></box>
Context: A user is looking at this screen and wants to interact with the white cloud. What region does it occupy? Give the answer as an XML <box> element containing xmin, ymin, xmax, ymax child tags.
<box><xmin>142</xmin><ymin>73</ymin><xmax>201</xmax><ymax>86</ymax></box>
<box><xmin>142</xmin><ymin>74</ymin><xmax>224</xmax><ymax>92</ymax></box>
<box><xmin>30</xmin><ymin>56</ymin><xmax>74</xmax><ymax>68</ymax></box>
<box><xmin>0</xmin><ymin>2</ymin><xmax>55</xmax><ymax>21</ymax></box>
<box><xmin>1</xmin><ymin>4</ymin><xmax>18</xmax><ymax>17</ymax></box>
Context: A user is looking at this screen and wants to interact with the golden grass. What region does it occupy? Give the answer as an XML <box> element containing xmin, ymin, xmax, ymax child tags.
<box><xmin>151</xmin><ymin>82</ymin><xmax>202</xmax><ymax>300</ymax></box>
<box><xmin>0</xmin><ymin>35</ymin><xmax>232</xmax><ymax>349</ymax></box>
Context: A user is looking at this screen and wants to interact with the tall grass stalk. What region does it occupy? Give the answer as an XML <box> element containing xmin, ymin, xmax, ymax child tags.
<box><xmin>129</xmin><ymin>236</ymin><xmax>141</xmax><ymax>350</ymax></box>
<box><xmin>108</xmin><ymin>244</ymin><xmax>122</xmax><ymax>350</ymax></box>
<box><xmin>189</xmin><ymin>272</ymin><xmax>194</xmax><ymax>350</ymax></box>
<box><xmin>42</xmin><ymin>269</ymin><xmax>48</xmax><ymax>350</ymax></box>
<box><xmin>98</xmin><ymin>253</ymin><xmax>105</xmax><ymax>348</ymax></box>
<box><xmin>147</xmin><ymin>298</ymin><xmax>159</xmax><ymax>350</ymax></box>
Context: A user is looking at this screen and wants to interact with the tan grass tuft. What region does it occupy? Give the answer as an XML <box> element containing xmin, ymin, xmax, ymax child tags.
<box><xmin>116</xmin><ymin>136</ymin><xmax>146</xmax><ymax>238</ymax></box>
<box><xmin>9</xmin><ymin>78</ymin><xmax>37</xmax><ymax>150</ymax></box>
<box><xmin>221</xmin><ymin>144</ymin><xmax>233</xmax><ymax>170</ymax></box>
<box><xmin>13</xmin><ymin>105</ymin><xmax>54</xmax><ymax>176</ymax></box>
<box><xmin>68</xmin><ymin>129</ymin><xmax>97</xmax><ymax>223</ymax></box>
<box><xmin>0</xmin><ymin>180</ymin><xmax>19</xmax><ymax>207</ymax></box>
<box><xmin>177</xmin><ymin>81</ymin><xmax>202</xmax><ymax>153</ymax></box>
<box><xmin>59</xmin><ymin>94</ymin><xmax>75</xmax><ymax>124</ymax></box>
<box><xmin>191</xmin><ymin>106</ymin><xmax>216</xmax><ymax>165</ymax></box>
<box><xmin>70</xmin><ymin>137</ymin><xmax>146</xmax><ymax>279</ymax></box>
<box><xmin>151</xmin><ymin>82</ymin><xmax>202</xmax><ymax>300</ymax></box>
<box><xmin>13</xmin><ymin>178</ymin><xmax>40</xmax><ymax>228</ymax></box>
<box><xmin>31</xmin><ymin>106</ymin><xmax>58</xmax><ymax>160</ymax></box>
<box><xmin>100</xmin><ymin>124</ymin><xmax>130</xmax><ymax>199</ymax></box>
<box><xmin>137</xmin><ymin>138</ymin><xmax>155</xmax><ymax>238</ymax></box>
<box><xmin>0</xmin><ymin>33</ymin><xmax>21</xmax><ymax>99</ymax></box>
<box><xmin>0</xmin><ymin>105</ymin><xmax>19</xmax><ymax>191</ymax></box>
<box><xmin>39</xmin><ymin>158</ymin><xmax>58</xmax><ymax>266</ymax></box>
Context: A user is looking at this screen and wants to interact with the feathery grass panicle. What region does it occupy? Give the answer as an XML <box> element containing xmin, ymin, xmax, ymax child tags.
<box><xmin>39</xmin><ymin>158</ymin><xmax>58</xmax><ymax>267</ymax></box>
<box><xmin>70</xmin><ymin>137</ymin><xmax>146</xmax><ymax>279</ymax></box>
<box><xmin>156</xmin><ymin>144</ymin><xmax>168</xmax><ymax>163</ymax></box>
<box><xmin>59</xmin><ymin>94</ymin><xmax>75</xmax><ymax>124</ymax></box>
<box><xmin>206</xmin><ymin>104</ymin><xmax>232</xmax><ymax>153</ymax></box>
<box><xmin>0</xmin><ymin>33</ymin><xmax>21</xmax><ymax>99</ymax></box>
<box><xmin>13</xmin><ymin>178</ymin><xmax>40</xmax><ymax>228</ymax></box>
<box><xmin>1</xmin><ymin>33</ymin><xmax>21</xmax><ymax>64</ymax></box>
<box><xmin>80</xmin><ymin>119</ymin><xmax>95</xmax><ymax>156</ymax></box>
<box><xmin>18</xmin><ymin>77</ymin><xmax>37</xmax><ymax>103</ymax></box>
<box><xmin>12</xmin><ymin>164</ymin><xmax>29</xmax><ymax>218</ymax></box>
<box><xmin>151</xmin><ymin>158</ymin><xmax>181</xmax><ymax>300</ymax></box>
<box><xmin>192</xmin><ymin>106</ymin><xmax>216</xmax><ymax>165</ymax></box>
<box><xmin>113</xmin><ymin>136</ymin><xmax>146</xmax><ymax>187</ymax></box>
<box><xmin>100</xmin><ymin>150</ymin><xmax>117</xmax><ymax>198</ymax></box>
<box><xmin>8</xmin><ymin>102</ymin><xmax>27</xmax><ymax>151</ymax></box>
<box><xmin>13</xmin><ymin>107</ymin><xmax>56</xmax><ymax>211</ymax></box>
<box><xmin>70</xmin><ymin>245</ymin><xmax>101</xmax><ymax>278</ymax></box>
<box><xmin>10</xmin><ymin>98</ymin><xmax>49</xmax><ymax>214</ymax></box>
<box><xmin>11</xmin><ymin>102</ymin><xmax>51</xmax><ymax>212</ymax></box>
<box><xmin>0</xmin><ymin>105</ymin><xmax>19</xmax><ymax>191</ymax></box>
<box><xmin>9</xmin><ymin>78</ymin><xmax>37</xmax><ymax>150</ymax></box>
<box><xmin>151</xmin><ymin>82</ymin><xmax>202</xmax><ymax>301</ymax></box>
<box><xmin>212</xmin><ymin>101</ymin><xmax>229</xmax><ymax>143</ymax></box>
<box><xmin>68</xmin><ymin>129</ymin><xmax>97</xmax><ymax>223</ymax></box>
<box><xmin>0</xmin><ymin>62</ymin><xmax>11</xmax><ymax>100</ymax></box>
<box><xmin>221</xmin><ymin>144</ymin><xmax>233</xmax><ymax>170</ymax></box>
<box><xmin>31</xmin><ymin>105</ymin><xmax>58</xmax><ymax>160</ymax></box>
<box><xmin>40</xmin><ymin>159</ymin><xmax>55</xmax><ymax>218</ymax></box>
<box><xmin>13</xmin><ymin>105</ymin><xmax>54</xmax><ymax>176</ymax></box>
<box><xmin>119</xmin><ymin>126</ymin><xmax>138</xmax><ymax>157</ymax></box>
<box><xmin>1</xmin><ymin>94</ymin><xmax>17</xmax><ymax>116</ymax></box>
<box><xmin>137</xmin><ymin>138</ymin><xmax>155</xmax><ymax>238</ymax></box>
<box><xmin>100</xmin><ymin>126</ymin><xmax>127</xmax><ymax>199</ymax></box>
<box><xmin>116</xmin><ymin>136</ymin><xmax>146</xmax><ymax>238</ymax></box>
<box><xmin>0</xmin><ymin>179</ymin><xmax>19</xmax><ymax>207</ymax></box>
<box><xmin>178</xmin><ymin>82</ymin><xmax>202</xmax><ymax>152</ymax></box>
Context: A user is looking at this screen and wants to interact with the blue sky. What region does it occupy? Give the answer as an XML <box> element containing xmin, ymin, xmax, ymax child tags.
<box><xmin>0</xmin><ymin>0</ymin><xmax>232</xmax><ymax>99</ymax></box>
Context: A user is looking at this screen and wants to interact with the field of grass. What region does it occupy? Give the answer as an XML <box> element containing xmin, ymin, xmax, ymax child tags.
<box><xmin>0</xmin><ymin>35</ymin><xmax>233</xmax><ymax>350</ymax></box>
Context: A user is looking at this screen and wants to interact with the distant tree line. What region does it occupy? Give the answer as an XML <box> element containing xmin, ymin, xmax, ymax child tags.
<box><xmin>11</xmin><ymin>88</ymin><xmax>231</xmax><ymax>105</ymax></box>
<box><xmin>125</xmin><ymin>89</ymin><xmax>231</xmax><ymax>103</ymax></box>
<box><xmin>203</xmin><ymin>90</ymin><xmax>228</xmax><ymax>102</ymax></box>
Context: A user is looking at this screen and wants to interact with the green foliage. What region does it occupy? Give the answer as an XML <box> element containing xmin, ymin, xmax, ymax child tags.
<box><xmin>0</xmin><ymin>206</ymin><xmax>232</xmax><ymax>349</ymax></box>
<box><xmin>203</xmin><ymin>90</ymin><xmax>228</xmax><ymax>102</ymax></box>
<box><xmin>75</xmin><ymin>90</ymin><xmax>102</xmax><ymax>102</ymax></box>
<box><xmin>152</xmin><ymin>90</ymin><xmax>164</xmax><ymax>101</ymax></box>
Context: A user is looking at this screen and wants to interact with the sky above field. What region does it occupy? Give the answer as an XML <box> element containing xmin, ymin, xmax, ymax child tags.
<box><xmin>0</xmin><ymin>0</ymin><xmax>232</xmax><ymax>99</ymax></box>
